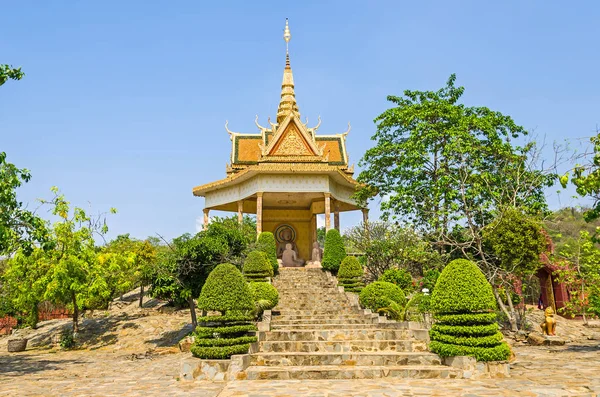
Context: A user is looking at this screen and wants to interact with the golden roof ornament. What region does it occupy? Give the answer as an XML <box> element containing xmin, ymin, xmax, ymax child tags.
<box><xmin>277</xmin><ymin>18</ymin><xmax>300</xmax><ymax>124</ymax></box>
<box><xmin>284</xmin><ymin>18</ymin><xmax>291</xmax><ymax>54</ymax></box>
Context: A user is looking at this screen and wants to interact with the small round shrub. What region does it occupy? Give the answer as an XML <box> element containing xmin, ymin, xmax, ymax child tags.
<box><xmin>322</xmin><ymin>229</ymin><xmax>346</xmax><ymax>273</ymax></box>
<box><xmin>249</xmin><ymin>282</ymin><xmax>279</xmax><ymax>310</ymax></box>
<box><xmin>243</xmin><ymin>251</ymin><xmax>273</xmax><ymax>282</ymax></box>
<box><xmin>338</xmin><ymin>256</ymin><xmax>363</xmax><ymax>279</ymax></box>
<box><xmin>379</xmin><ymin>268</ymin><xmax>413</xmax><ymax>291</ymax></box>
<box><xmin>338</xmin><ymin>256</ymin><xmax>364</xmax><ymax>293</ymax></box>
<box><xmin>197</xmin><ymin>263</ymin><xmax>254</xmax><ymax>314</ymax></box>
<box><xmin>429</xmin><ymin>259</ymin><xmax>510</xmax><ymax>362</ymax></box>
<box><xmin>359</xmin><ymin>281</ymin><xmax>406</xmax><ymax>312</ymax></box>
<box><xmin>430</xmin><ymin>259</ymin><xmax>496</xmax><ymax>314</ymax></box>
<box><xmin>256</xmin><ymin>232</ymin><xmax>279</xmax><ymax>274</ymax></box>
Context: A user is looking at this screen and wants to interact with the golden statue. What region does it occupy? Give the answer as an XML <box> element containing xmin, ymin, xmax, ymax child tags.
<box><xmin>540</xmin><ymin>306</ymin><xmax>557</xmax><ymax>336</ymax></box>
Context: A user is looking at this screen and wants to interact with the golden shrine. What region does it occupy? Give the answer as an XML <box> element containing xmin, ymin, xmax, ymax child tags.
<box><xmin>192</xmin><ymin>20</ymin><xmax>367</xmax><ymax>263</ymax></box>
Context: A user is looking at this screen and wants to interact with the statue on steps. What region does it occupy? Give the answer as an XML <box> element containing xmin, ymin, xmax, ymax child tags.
<box><xmin>282</xmin><ymin>243</ymin><xmax>304</xmax><ymax>267</ymax></box>
<box><xmin>305</xmin><ymin>242</ymin><xmax>323</xmax><ymax>269</ymax></box>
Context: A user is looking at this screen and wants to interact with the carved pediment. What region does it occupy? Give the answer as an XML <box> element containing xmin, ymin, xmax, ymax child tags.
<box><xmin>263</xmin><ymin>114</ymin><xmax>325</xmax><ymax>159</ymax></box>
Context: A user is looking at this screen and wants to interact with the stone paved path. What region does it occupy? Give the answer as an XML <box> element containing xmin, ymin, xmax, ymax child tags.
<box><xmin>1</xmin><ymin>342</ymin><xmax>599</xmax><ymax>396</ymax></box>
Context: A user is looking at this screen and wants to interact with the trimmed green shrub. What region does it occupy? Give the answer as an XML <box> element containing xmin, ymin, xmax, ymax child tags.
<box><xmin>338</xmin><ymin>256</ymin><xmax>364</xmax><ymax>293</ymax></box>
<box><xmin>379</xmin><ymin>268</ymin><xmax>413</xmax><ymax>291</ymax></box>
<box><xmin>195</xmin><ymin>324</ymin><xmax>258</xmax><ymax>339</ymax></box>
<box><xmin>434</xmin><ymin>312</ymin><xmax>497</xmax><ymax>325</ymax></box>
<box><xmin>191</xmin><ymin>320</ymin><xmax>258</xmax><ymax>359</ymax></box>
<box><xmin>322</xmin><ymin>229</ymin><xmax>346</xmax><ymax>273</ymax></box>
<box><xmin>430</xmin><ymin>259</ymin><xmax>496</xmax><ymax>314</ymax></box>
<box><xmin>190</xmin><ymin>344</ymin><xmax>253</xmax><ymax>359</ymax></box>
<box><xmin>249</xmin><ymin>282</ymin><xmax>279</xmax><ymax>310</ymax></box>
<box><xmin>256</xmin><ymin>232</ymin><xmax>279</xmax><ymax>275</ymax></box>
<box><xmin>359</xmin><ymin>281</ymin><xmax>406</xmax><ymax>312</ymax></box>
<box><xmin>429</xmin><ymin>259</ymin><xmax>510</xmax><ymax>362</ymax></box>
<box><xmin>197</xmin><ymin>263</ymin><xmax>254</xmax><ymax>314</ymax></box>
<box><xmin>196</xmin><ymin>313</ymin><xmax>255</xmax><ymax>324</ymax></box>
<box><xmin>243</xmin><ymin>251</ymin><xmax>273</xmax><ymax>282</ymax></box>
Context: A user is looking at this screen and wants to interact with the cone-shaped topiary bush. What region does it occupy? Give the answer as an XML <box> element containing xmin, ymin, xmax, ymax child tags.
<box><xmin>322</xmin><ymin>229</ymin><xmax>346</xmax><ymax>273</ymax></box>
<box><xmin>249</xmin><ymin>282</ymin><xmax>279</xmax><ymax>310</ymax></box>
<box><xmin>379</xmin><ymin>268</ymin><xmax>414</xmax><ymax>292</ymax></box>
<box><xmin>256</xmin><ymin>232</ymin><xmax>279</xmax><ymax>275</ymax></box>
<box><xmin>359</xmin><ymin>281</ymin><xmax>406</xmax><ymax>312</ymax></box>
<box><xmin>197</xmin><ymin>263</ymin><xmax>255</xmax><ymax>314</ymax></box>
<box><xmin>243</xmin><ymin>251</ymin><xmax>274</xmax><ymax>282</ymax></box>
<box><xmin>192</xmin><ymin>263</ymin><xmax>257</xmax><ymax>359</ymax></box>
<box><xmin>338</xmin><ymin>256</ymin><xmax>364</xmax><ymax>293</ymax></box>
<box><xmin>429</xmin><ymin>259</ymin><xmax>511</xmax><ymax>362</ymax></box>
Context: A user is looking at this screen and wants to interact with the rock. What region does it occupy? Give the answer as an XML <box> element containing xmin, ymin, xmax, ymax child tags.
<box><xmin>178</xmin><ymin>336</ymin><xmax>195</xmax><ymax>353</ymax></box>
<box><xmin>527</xmin><ymin>332</ymin><xmax>566</xmax><ymax>346</ymax></box>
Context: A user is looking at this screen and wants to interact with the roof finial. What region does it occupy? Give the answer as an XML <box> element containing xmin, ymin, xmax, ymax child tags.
<box><xmin>276</xmin><ymin>18</ymin><xmax>299</xmax><ymax>124</ymax></box>
<box><xmin>283</xmin><ymin>18</ymin><xmax>291</xmax><ymax>56</ymax></box>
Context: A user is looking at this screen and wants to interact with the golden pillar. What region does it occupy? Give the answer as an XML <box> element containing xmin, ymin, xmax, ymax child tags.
<box><xmin>203</xmin><ymin>208</ymin><xmax>210</xmax><ymax>231</ymax></box>
<box><xmin>237</xmin><ymin>200</ymin><xmax>244</xmax><ymax>225</ymax></box>
<box><xmin>324</xmin><ymin>193</ymin><xmax>331</xmax><ymax>232</ymax></box>
<box><xmin>256</xmin><ymin>192</ymin><xmax>263</xmax><ymax>235</ymax></box>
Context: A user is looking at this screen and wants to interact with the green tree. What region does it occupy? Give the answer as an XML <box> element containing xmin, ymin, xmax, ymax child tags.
<box><xmin>256</xmin><ymin>232</ymin><xmax>278</xmax><ymax>274</ymax></box>
<box><xmin>0</xmin><ymin>64</ymin><xmax>24</xmax><ymax>86</ymax></box>
<box><xmin>322</xmin><ymin>229</ymin><xmax>346</xmax><ymax>273</ymax></box>
<box><xmin>356</xmin><ymin>75</ymin><xmax>554</xmax><ymax>330</ymax></box>
<box><xmin>0</xmin><ymin>152</ymin><xmax>51</xmax><ymax>255</ymax></box>
<box><xmin>42</xmin><ymin>188</ymin><xmax>116</xmax><ymax>333</ymax></box>
<box><xmin>345</xmin><ymin>221</ymin><xmax>444</xmax><ymax>282</ymax></box>
<box><xmin>571</xmin><ymin>129</ymin><xmax>600</xmax><ymax>226</ymax></box>
<box><xmin>2</xmin><ymin>248</ymin><xmax>50</xmax><ymax>328</ymax></box>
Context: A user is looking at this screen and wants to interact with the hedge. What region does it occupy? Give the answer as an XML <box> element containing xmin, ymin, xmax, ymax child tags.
<box><xmin>249</xmin><ymin>282</ymin><xmax>279</xmax><ymax>310</ymax></box>
<box><xmin>434</xmin><ymin>312</ymin><xmax>498</xmax><ymax>325</ymax></box>
<box><xmin>243</xmin><ymin>251</ymin><xmax>273</xmax><ymax>282</ymax></box>
<box><xmin>379</xmin><ymin>268</ymin><xmax>413</xmax><ymax>291</ymax></box>
<box><xmin>432</xmin><ymin>323</ymin><xmax>499</xmax><ymax>337</ymax></box>
<box><xmin>191</xmin><ymin>318</ymin><xmax>258</xmax><ymax>359</ymax></box>
<box><xmin>359</xmin><ymin>281</ymin><xmax>406</xmax><ymax>312</ymax></box>
<box><xmin>322</xmin><ymin>229</ymin><xmax>346</xmax><ymax>273</ymax></box>
<box><xmin>190</xmin><ymin>344</ymin><xmax>253</xmax><ymax>359</ymax></box>
<box><xmin>197</xmin><ymin>263</ymin><xmax>255</xmax><ymax>314</ymax></box>
<box><xmin>428</xmin><ymin>341</ymin><xmax>512</xmax><ymax>362</ymax></box>
<box><xmin>192</xmin><ymin>335</ymin><xmax>258</xmax><ymax>347</ymax></box>
<box><xmin>195</xmin><ymin>323</ymin><xmax>258</xmax><ymax>339</ymax></box>
<box><xmin>256</xmin><ymin>232</ymin><xmax>279</xmax><ymax>275</ymax></box>
<box><xmin>429</xmin><ymin>259</ymin><xmax>510</xmax><ymax>362</ymax></box>
<box><xmin>196</xmin><ymin>313</ymin><xmax>255</xmax><ymax>324</ymax></box>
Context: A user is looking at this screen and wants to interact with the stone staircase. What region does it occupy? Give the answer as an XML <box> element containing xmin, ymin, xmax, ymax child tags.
<box><xmin>245</xmin><ymin>267</ymin><xmax>461</xmax><ymax>380</ymax></box>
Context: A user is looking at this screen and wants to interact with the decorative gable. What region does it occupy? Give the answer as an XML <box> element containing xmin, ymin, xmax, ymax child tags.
<box><xmin>271</xmin><ymin>123</ymin><xmax>313</xmax><ymax>156</ymax></box>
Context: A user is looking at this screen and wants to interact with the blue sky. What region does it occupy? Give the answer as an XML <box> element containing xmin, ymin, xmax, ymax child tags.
<box><xmin>1</xmin><ymin>1</ymin><xmax>599</xmax><ymax>242</ymax></box>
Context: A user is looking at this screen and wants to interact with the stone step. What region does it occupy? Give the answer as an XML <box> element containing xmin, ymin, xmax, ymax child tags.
<box><xmin>259</xmin><ymin>339</ymin><xmax>426</xmax><ymax>353</ymax></box>
<box><xmin>271</xmin><ymin>323</ymin><xmax>384</xmax><ymax>330</ymax></box>
<box><xmin>272</xmin><ymin>319</ymin><xmax>374</xmax><ymax>325</ymax></box>
<box><xmin>273</xmin><ymin>317</ymin><xmax>369</xmax><ymax>324</ymax></box>
<box><xmin>274</xmin><ymin>309</ymin><xmax>361</xmax><ymax>316</ymax></box>
<box><xmin>251</xmin><ymin>351</ymin><xmax>440</xmax><ymax>366</ymax></box>
<box><xmin>244</xmin><ymin>365</ymin><xmax>461</xmax><ymax>380</ymax></box>
<box><xmin>263</xmin><ymin>328</ymin><xmax>410</xmax><ymax>341</ymax></box>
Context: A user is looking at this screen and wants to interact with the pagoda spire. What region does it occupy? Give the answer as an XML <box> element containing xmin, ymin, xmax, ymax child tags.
<box><xmin>276</xmin><ymin>18</ymin><xmax>300</xmax><ymax>125</ymax></box>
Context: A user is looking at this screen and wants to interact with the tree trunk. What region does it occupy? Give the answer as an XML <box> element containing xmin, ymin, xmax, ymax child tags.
<box><xmin>139</xmin><ymin>283</ymin><xmax>144</xmax><ymax>308</ymax></box>
<box><xmin>493</xmin><ymin>287</ymin><xmax>518</xmax><ymax>332</ymax></box>
<box><xmin>71</xmin><ymin>291</ymin><xmax>79</xmax><ymax>333</ymax></box>
<box><xmin>188</xmin><ymin>296</ymin><xmax>197</xmax><ymax>328</ymax></box>
<box><xmin>505</xmin><ymin>289</ymin><xmax>519</xmax><ymax>330</ymax></box>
